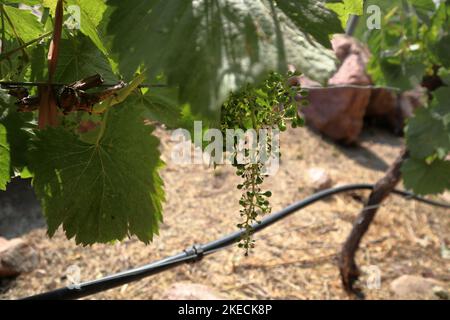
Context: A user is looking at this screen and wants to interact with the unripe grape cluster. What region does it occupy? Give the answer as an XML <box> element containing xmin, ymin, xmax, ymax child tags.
<box><xmin>220</xmin><ymin>71</ymin><xmax>307</xmax><ymax>254</ymax></box>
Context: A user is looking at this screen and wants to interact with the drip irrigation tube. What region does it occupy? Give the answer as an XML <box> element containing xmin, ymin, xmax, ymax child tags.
<box><xmin>23</xmin><ymin>184</ymin><xmax>450</xmax><ymax>300</ymax></box>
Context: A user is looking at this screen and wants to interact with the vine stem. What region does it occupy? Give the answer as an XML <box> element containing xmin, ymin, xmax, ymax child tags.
<box><xmin>0</xmin><ymin>31</ymin><xmax>52</xmax><ymax>61</ymax></box>
<box><xmin>95</xmin><ymin>106</ymin><xmax>110</xmax><ymax>146</ymax></box>
<box><xmin>339</xmin><ymin>147</ymin><xmax>409</xmax><ymax>297</ymax></box>
<box><xmin>1</xmin><ymin>5</ymin><xmax>5</xmax><ymax>54</ymax></box>
<box><xmin>249</xmin><ymin>97</ymin><xmax>260</xmax><ymax>229</ymax></box>
<box><xmin>0</xmin><ymin>5</ymin><xmax>27</xmax><ymax>58</ymax></box>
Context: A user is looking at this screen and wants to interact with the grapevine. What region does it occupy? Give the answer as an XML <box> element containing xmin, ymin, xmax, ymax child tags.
<box><xmin>220</xmin><ymin>72</ymin><xmax>307</xmax><ymax>253</ymax></box>
<box><xmin>339</xmin><ymin>0</ymin><xmax>450</xmax><ymax>296</ymax></box>
<box><xmin>359</xmin><ymin>0</ymin><xmax>450</xmax><ymax>195</ymax></box>
<box><xmin>0</xmin><ymin>0</ymin><xmax>448</xmax><ymax>299</ymax></box>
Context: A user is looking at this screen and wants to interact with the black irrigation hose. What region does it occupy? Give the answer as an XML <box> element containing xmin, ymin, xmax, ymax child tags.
<box><xmin>22</xmin><ymin>184</ymin><xmax>450</xmax><ymax>300</ymax></box>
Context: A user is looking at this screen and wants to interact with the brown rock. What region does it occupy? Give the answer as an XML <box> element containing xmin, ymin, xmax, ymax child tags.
<box><xmin>366</xmin><ymin>86</ymin><xmax>426</xmax><ymax>134</ymax></box>
<box><xmin>332</xmin><ymin>37</ymin><xmax>352</xmax><ymax>62</ymax></box>
<box><xmin>366</xmin><ymin>88</ymin><xmax>397</xmax><ymax>117</ymax></box>
<box><xmin>0</xmin><ymin>237</ymin><xmax>38</xmax><ymax>277</ymax></box>
<box><xmin>291</xmin><ymin>35</ymin><xmax>372</xmax><ymax>143</ymax></box>
<box><xmin>390</xmin><ymin>275</ymin><xmax>447</xmax><ymax>300</ymax></box>
<box><xmin>329</xmin><ymin>35</ymin><xmax>372</xmax><ymax>86</ymax></box>
<box><xmin>290</xmin><ymin>35</ymin><xmax>426</xmax><ymax>141</ymax></box>
<box><xmin>162</xmin><ymin>282</ymin><xmax>225</xmax><ymax>300</ymax></box>
<box><xmin>290</xmin><ymin>35</ymin><xmax>372</xmax><ymax>87</ymax></box>
<box><xmin>331</xmin><ymin>34</ymin><xmax>371</xmax><ymax>65</ymax></box>
<box><xmin>329</xmin><ymin>54</ymin><xmax>372</xmax><ymax>86</ymax></box>
<box><xmin>301</xmin><ymin>87</ymin><xmax>371</xmax><ymax>144</ymax></box>
<box><xmin>366</xmin><ymin>88</ymin><xmax>401</xmax><ymax>132</ymax></box>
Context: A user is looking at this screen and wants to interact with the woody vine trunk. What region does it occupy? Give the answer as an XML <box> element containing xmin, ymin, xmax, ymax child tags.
<box><xmin>339</xmin><ymin>147</ymin><xmax>410</xmax><ymax>297</ymax></box>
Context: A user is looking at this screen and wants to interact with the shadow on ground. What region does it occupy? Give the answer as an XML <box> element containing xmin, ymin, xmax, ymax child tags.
<box><xmin>0</xmin><ymin>178</ymin><xmax>44</xmax><ymax>239</ymax></box>
<box><xmin>308</xmin><ymin>126</ymin><xmax>395</xmax><ymax>172</ymax></box>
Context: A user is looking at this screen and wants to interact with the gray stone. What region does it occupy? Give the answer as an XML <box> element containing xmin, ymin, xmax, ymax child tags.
<box><xmin>307</xmin><ymin>168</ymin><xmax>333</xmax><ymax>191</ymax></box>
<box><xmin>390</xmin><ymin>275</ymin><xmax>447</xmax><ymax>300</ymax></box>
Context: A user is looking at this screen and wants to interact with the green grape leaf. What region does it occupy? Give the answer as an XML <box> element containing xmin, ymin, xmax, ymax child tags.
<box><xmin>2</xmin><ymin>4</ymin><xmax>45</xmax><ymax>42</ymax></box>
<box><xmin>0</xmin><ymin>87</ymin><xmax>11</xmax><ymax>112</ymax></box>
<box><xmin>409</xmin><ymin>0</ymin><xmax>436</xmax><ymax>24</ymax></box>
<box><xmin>1</xmin><ymin>111</ymin><xmax>34</xmax><ymax>171</ymax></box>
<box><xmin>274</xmin><ymin>0</ymin><xmax>344</xmax><ymax>48</ymax></box>
<box><xmin>438</xmin><ymin>68</ymin><xmax>450</xmax><ymax>87</ymax></box>
<box><xmin>139</xmin><ymin>87</ymin><xmax>196</xmax><ymax>130</ymax></box>
<box><xmin>326</xmin><ymin>0</ymin><xmax>363</xmax><ymax>28</ymax></box>
<box><xmin>105</xmin><ymin>0</ymin><xmax>338</xmax><ymax>121</ymax></box>
<box><xmin>43</xmin><ymin>0</ymin><xmax>108</xmax><ymax>55</ymax></box>
<box><xmin>432</xmin><ymin>87</ymin><xmax>450</xmax><ymax>118</ymax></box>
<box><xmin>427</xmin><ymin>2</ymin><xmax>450</xmax><ymax>67</ymax></box>
<box><xmin>29</xmin><ymin>100</ymin><xmax>165</xmax><ymax>245</ymax></box>
<box><xmin>405</xmin><ymin>107</ymin><xmax>450</xmax><ymax>159</ymax></box>
<box><xmin>402</xmin><ymin>158</ymin><xmax>450</xmax><ymax>195</ymax></box>
<box><xmin>434</xmin><ymin>34</ymin><xmax>450</xmax><ymax>68</ymax></box>
<box><xmin>42</xmin><ymin>0</ymin><xmax>58</xmax><ymax>10</ymax></box>
<box><xmin>27</xmin><ymin>41</ymin><xmax>47</xmax><ymax>82</ymax></box>
<box><xmin>5</xmin><ymin>0</ymin><xmax>42</xmax><ymax>4</ymax></box>
<box><xmin>71</xmin><ymin>0</ymin><xmax>108</xmax><ymax>55</ymax></box>
<box><xmin>368</xmin><ymin>55</ymin><xmax>425</xmax><ymax>90</ymax></box>
<box><xmin>0</xmin><ymin>124</ymin><xmax>10</xmax><ymax>190</ymax></box>
<box><xmin>362</xmin><ymin>1</ymin><xmax>443</xmax><ymax>90</ymax></box>
<box><xmin>25</xmin><ymin>31</ymin><xmax>115</xmax><ymax>84</ymax></box>
<box><xmin>409</xmin><ymin>0</ymin><xmax>435</xmax><ymax>11</ymax></box>
<box><xmin>428</xmin><ymin>1</ymin><xmax>448</xmax><ymax>34</ymax></box>
<box><xmin>0</xmin><ymin>88</ymin><xmax>34</xmax><ymax>175</ymax></box>
<box><xmin>54</xmin><ymin>34</ymin><xmax>117</xmax><ymax>83</ymax></box>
